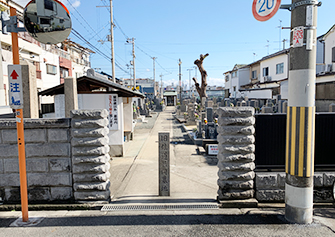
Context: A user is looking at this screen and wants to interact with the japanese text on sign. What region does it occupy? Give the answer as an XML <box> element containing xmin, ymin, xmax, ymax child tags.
<box><xmin>107</xmin><ymin>94</ymin><xmax>119</xmax><ymax>130</ymax></box>
<box><xmin>293</xmin><ymin>27</ymin><xmax>304</xmax><ymax>48</ymax></box>
<box><xmin>8</xmin><ymin>65</ymin><xmax>23</xmax><ymax>109</ymax></box>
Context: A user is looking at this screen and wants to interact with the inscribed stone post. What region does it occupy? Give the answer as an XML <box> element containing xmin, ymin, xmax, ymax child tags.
<box><xmin>20</xmin><ymin>60</ymin><xmax>39</xmax><ymax>118</ymax></box>
<box><xmin>64</xmin><ymin>77</ymin><xmax>78</xmax><ymax>118</ymax></box>
<box><xmin>159</xmin><ymin>132</ymin><xmax>170</xmax><ymax>196</ymax></box>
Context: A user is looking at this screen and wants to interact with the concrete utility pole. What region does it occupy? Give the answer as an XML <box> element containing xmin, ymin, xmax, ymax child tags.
<box><xmin>160</xmin><ymin>74</ymin><xmax>163</xmax><ymax>99</ymax></box>
<box><xmin>284</xmin><ymin>0</ymin><xmax>321</xmax><ymax>224</ymax></box>
<box><xmin>178</xmin><ymin>59</ymin><xmax>182</xmax><ymax>102</ymax></box>
<box><xmin>126</xmin><ymin>38</ymin><xmax>136</xmax><ymax>89</ymax></box>
<box><xmin>152</xmin><ymin>57</ymin><xmax>157</xmax><ymax>96</ymax></box>
<box><xmin>187</xmin><ymin>68</ymin><xmax>193</xmax><ymax>98</ymax></box>
<box><xmin>110</xmin><ymin>0</ymin><xmax>115</xmax><ymax>82</ymax></box>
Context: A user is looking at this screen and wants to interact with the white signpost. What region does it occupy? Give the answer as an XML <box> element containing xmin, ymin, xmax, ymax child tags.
<box><xmin>8</xmin><ymin>65</ymin><xmax>23</xmax><ymax>109</ymax></box>
<box><xmin>252</xmin><ymin>0</ymin><xmax>282</xmax><ymax>22</ymax></box>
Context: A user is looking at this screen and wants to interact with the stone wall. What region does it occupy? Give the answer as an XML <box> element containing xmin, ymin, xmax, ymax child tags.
<box><xmin>0</xmin><ymin>109</ymin><xmax>111</xmax><ymax>204</ymax></box>
<box><xmin>71</xmin><ymin>110</ymin><xmax>111</xmax><ymax>203</ymax></box>
<box><xmin>0</xmin><ymin>118</ymin><xmax>72</xmax><ymax>203</ymax></box>
<box><xmin>217</xmin><ymin>107</ymin><xmax>256</xmax><ymax>201</ymax></box>
<box><xmin>255</xmin><ymin>172</ymin><xmax>335</xmax><ymax>203</ymax></box>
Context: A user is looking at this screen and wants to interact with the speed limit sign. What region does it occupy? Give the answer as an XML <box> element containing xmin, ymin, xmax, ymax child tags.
<box><xmin>252</xmin><ymin>0</ymin><xmax>282</xmax><ymax>22</ymax></box>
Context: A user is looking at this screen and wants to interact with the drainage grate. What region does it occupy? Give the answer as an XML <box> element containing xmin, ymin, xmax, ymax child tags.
<box><xmin>101</xmin><ymin>204</ymin><xmax>218</xmax><ymax>212</ymax></box>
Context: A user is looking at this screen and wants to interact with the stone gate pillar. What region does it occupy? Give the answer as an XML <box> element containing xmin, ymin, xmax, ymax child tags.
<box><xmin>217</xmin><ymin>107</ymin><xmax>257</xmax><ymax>207</ymax></box>
<box><xmin>71</xmin><ymin>109</ymin><xmax>111</xmax><ymax>203</ymax></box>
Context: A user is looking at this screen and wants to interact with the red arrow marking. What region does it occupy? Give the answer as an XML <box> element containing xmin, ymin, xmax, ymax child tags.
<box><xmin>10</xmin><ymin>70</ymin><xmax>19</xmax><ymax>80</ymax></box>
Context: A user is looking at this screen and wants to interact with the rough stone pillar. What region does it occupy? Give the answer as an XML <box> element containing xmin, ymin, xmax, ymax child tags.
<box><xmin>20</xmin><ymin>60</ymin><xmax>39</xmax><ymax>118</ymax></box>
<box><xmin>71</xmin><ymin>109</ymin><xmax>111</xmax><ymax>203</ymax></box>
<box><xmin>65</xmin><ymin>77</ymin><xmax>78</xmax><ymax>118</ymax></box>
<box><xmin>217</xmin><ymin>107</ymin><xmax>257</xmax><ymax>206</ymax></box>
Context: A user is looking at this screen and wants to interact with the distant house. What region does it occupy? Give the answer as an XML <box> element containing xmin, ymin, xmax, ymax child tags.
<box><xmin>316</xmin><ymin>24</ymin><xmax>335</xmax><ymax>111</ymax></box>
<box><xmin>223</xmin><ymin>64</ymin><xmax>246</xmax><ymax>99</ymax></box>
<box><xmin>237</xmin><ymin>49</ymin><xmax>289</xmax><ymax>100</ymax></box>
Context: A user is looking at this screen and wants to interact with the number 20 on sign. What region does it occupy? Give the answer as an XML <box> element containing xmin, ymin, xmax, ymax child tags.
<box><xmin>252</xmin><ymin>0</ymin><xmax>281</xmax><ymax>22</ymax></box>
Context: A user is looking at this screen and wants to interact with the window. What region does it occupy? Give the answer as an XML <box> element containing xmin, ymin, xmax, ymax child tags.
<box><xmin>33</xmin><ymin>61</ymin><xmax>42</xmax><ymax>79</ymax></box>
<box><xmin>251</xmin><ymin>70</ymin><xmax>257</xmax><ymax>79</ymax></box>
<box><xmin>276</xmin><ymin>63</ymin><xmax>284</xmax><ymax>74</ymax></box>
<box><xmin>263</xmin><ymin>67</ymin><xmax>269</xmax><ymax>77</ymax></box>
<box><xmin>225</xmin><ymin>75</ymin><xmax>229</xmax><ymax>82</ymax></box>
<box><xmin>232</xmin><ymin>71</ymin><xmax>237</xmax><ymax>78</ymax></box>
<box><xmin>46</xmin><ymin>64</ymin><xmax>57</xmax><ymax>75</ymax></box>
<box><xmin>332</xmin><ymin>47</ymin><xmax>335</xmax><ymax>62</ymax></box>
<box><xmin>44</xmin><ymin>0</ymin><xmax>54</xmax><ymax>11</ymax></box>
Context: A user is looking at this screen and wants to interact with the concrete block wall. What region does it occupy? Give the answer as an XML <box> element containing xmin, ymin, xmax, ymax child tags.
<box><xmin>71</xmin><ymin>110</ymin><xmax>111</xmax><ymax>204</ymax></box>
<box><xmin>217</xmin><ymin>107</ymin><xmax>256</xmax><ymax>201</ymax></box>
<box><xmin>255</xmin><ymin>172</ymin><xmax>335</xmax><ymax>202</ymax></box>
<box><xmin>0</xmin><ymin>119</ymin><xmax>72</xmax><ymax>203</ymax></box>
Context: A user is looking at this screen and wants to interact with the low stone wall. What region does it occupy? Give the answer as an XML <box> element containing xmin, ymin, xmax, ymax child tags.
<box><xmin>255</xmin><ymin>172</ymin><xmax>335</xmax><ymax>202</ymax></box>
<box><xmin>0</xmin><ymin>109</ymin><xmax>111</xmax><ymax>204</ymax></box>
<box><xmin>0</xmin><ymin>118</ymin><xmax>72</xmax><ymax>203</ymax></box>
<box><xmin>217</xmin><ymin>107</ymin><xmax>256</xmax><ymax>201</ymax></box>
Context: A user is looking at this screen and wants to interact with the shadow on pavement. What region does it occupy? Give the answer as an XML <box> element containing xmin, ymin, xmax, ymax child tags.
<box><xmin>21</xmin><ymin>214</ymin><xmax>287</xmax><ymax>227</ymax></box>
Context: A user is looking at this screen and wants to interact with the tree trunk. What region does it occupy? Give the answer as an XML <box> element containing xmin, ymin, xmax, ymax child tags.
<box><xmin>193</xmin><ymin>53</ymin><xmax>209</xmax><ymax>100</ymax></box>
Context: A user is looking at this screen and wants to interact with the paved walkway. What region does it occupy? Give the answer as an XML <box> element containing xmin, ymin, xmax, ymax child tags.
<box><xmin>109</xmin><ymin>106</ymin><xmax>218</xmax><ymax>204</ymax></box>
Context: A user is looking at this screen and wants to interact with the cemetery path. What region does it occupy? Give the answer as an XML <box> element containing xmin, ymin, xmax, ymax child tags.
<box><xmin>109</xmin><ymin>106</ymin><xmax>218</xmax><ymax>204</ymax></box>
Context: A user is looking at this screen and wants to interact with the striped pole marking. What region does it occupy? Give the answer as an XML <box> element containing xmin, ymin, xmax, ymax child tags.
<box><xmin>285</xmin><ymin>106</ymin><xmax>315</xmax><ymax>177</ymax></box>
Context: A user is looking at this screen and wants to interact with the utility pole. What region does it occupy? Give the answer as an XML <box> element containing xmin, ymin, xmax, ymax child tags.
<box><xmin>127</xmin><ymin>38</ymin><xmax>136</xmax><ymax>89</ymax></box>
<box><xmin>178</xmin><ymin>59</ymin><xmax>182</xmax><ymax>102</ymax></box>
<box><xmin>160</xmin><ymin>74</ymin><xmax>163</xmax><ymax>99</ymax></box>
<box><xmin>152</xmin><ymin>57</ymin><xmax>157</xmax><ymax>96</ymax></box>
<box><xmin>110</xmin><ymin>0</ymin><xmax>115</xmax><ymax>82</ymax></box>
<box><xmin>187</xmin><ymin>68</ymin><xmax>193</xmax><ymax>98</ymax></box>
<box><xmin>283</xmin><ymin>0</ymin><xmax>321</xmax><ymax>224</ymax></box>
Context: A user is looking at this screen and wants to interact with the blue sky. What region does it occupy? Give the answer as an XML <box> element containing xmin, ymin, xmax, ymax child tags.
<box><xmin>17</xmin><ymin>0</ymin><xmax>335</xmax><ymax>88</ymax></box>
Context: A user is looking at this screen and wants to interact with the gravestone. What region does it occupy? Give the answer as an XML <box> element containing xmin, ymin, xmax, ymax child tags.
<box><xmin>283</xmin><ymin>101</ymin><xmax>288</xmax><ymax>113</ymax></box>
<box><xmin>205</xmin><ymin>122</ymin><xmax>217</xmax><ymax>139</ymax></box>
<box><xmin>180</xmin><ymin>104</ymin><xmax>188</xmax><ymax>113</ymax></box>
<box><xmin>197</xmin><ymin>121</ymin><xmax>203</xmax><ymax>138</ymax></box>
<box><xmin>261</xmin><ymin>106</ymin><xmax>273</xmax><ymax>113</ymax></box>
<box><xmin>206</xmin><ymin>100</ymin><xmax>214</xmax><ymax>108</ymax></box>
<box><xmin>206</xmin><ymin>107</ymin><xmax>214</xmax><ymax>123</ymax></box>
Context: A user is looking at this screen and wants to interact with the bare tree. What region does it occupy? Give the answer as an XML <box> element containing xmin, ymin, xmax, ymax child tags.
<box><xmin>193</xmin><ymin>53</ymin><xmax>209</xmax><ymax>100</ymax></box>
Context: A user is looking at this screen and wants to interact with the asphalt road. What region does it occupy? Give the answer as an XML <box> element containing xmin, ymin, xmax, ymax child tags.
<box><xmin>0</xmin><ymin>210</ymin><xmax>335</xmax><ymax>236</ymax></box>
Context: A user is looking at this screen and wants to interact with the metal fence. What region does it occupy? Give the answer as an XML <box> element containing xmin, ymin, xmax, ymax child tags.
<box><xmin>255</xmin><ymin>113</ymin><xmax>335</xmax><ymax>171</ymax></box>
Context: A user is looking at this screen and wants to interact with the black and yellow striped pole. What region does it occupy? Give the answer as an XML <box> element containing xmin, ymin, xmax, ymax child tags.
<box><xmin>284</xmin><ymin>0</ymin><xmax>320</xmax><ymax>224</ymax></box>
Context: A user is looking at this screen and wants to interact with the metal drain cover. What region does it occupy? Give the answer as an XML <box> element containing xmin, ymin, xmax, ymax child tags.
<box><xmin>101</xmin><ymin>204</ymin><xmax>218</xmax><ymax>212</ymax></box>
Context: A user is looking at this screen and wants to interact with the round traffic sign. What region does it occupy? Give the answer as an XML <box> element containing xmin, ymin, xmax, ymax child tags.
<box><xmin>252</xmin><ymin>0</ymin><xmax>281</xmax><ymax>22</ymax></box>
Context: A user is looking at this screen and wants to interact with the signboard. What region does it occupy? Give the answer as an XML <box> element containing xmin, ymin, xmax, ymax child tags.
<box><xmin>252</xmin><ymin>0</ymin><xmax>281</xmax><ymax>22</ymax></box>
<box><xmin>293</xmin><ymin>27</ymin><xmax>304</xmax><ymax>47</ymax></box>
<box><xmin>207</xmin><ymin>144</ymin><xmax>218</xmax><ymax>155</ymax></box>
<box><xmin>106</xmin><ymin>94</ymin><xmax>119</xmax><ymax>130</ymax></box>
<box><xmin>8</xmin><ymin>65</ymin><xmax>23</xmax><ymax>109</ymax></box>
